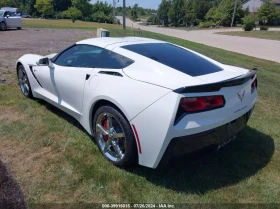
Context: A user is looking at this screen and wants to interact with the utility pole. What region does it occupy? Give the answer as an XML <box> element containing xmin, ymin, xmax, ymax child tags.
<box><xmin>231</xmin><ymin>0</ymin><xmax>238</xmax><ymax>27</ymax></box>
<box><xmin>123</xmin><ymin>0</ymin><xmax>126</xmax><ymax>30</ymax></box>
<box><xmin>113</xmin><ymin>0</ymin><xmax>116</xmax><ymax>24</ymax></box>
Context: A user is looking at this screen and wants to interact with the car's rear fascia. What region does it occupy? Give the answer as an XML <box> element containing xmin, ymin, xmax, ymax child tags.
<box><xmin>131</xmin><ymin>74</ymin><xmax>258</xmax><ymax>169</ymax></box>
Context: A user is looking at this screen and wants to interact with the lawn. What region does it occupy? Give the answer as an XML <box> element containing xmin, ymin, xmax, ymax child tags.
<box><xmin>216</xmin><ymin>30</ymin><xmax>280</xmax><ymax>41</ymax></box>
<box><xmin>1</xmin><ymin>19</ymin><xmax>280</xmax><ymax>206</ymax></box>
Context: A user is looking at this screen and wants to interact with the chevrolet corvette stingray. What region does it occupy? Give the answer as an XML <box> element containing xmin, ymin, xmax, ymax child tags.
<box><xmin>16</xmin><ymin>37</ymin><xmax>258</xmax><ymax>168</ymax></box>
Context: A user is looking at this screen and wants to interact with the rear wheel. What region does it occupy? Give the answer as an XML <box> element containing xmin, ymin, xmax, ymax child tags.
<box><xmin>0</xmin><ymin>22</ymin><xmax>7</xmax><ymax>31</ymax></box>
<box><xmin>93</xmin><ymin>105</ymin><xmax>138</xmax><ymax>168</ymax></box>
<box><xmin>17</xmin><ymin>27</ymin><xmax>22</xmax><ymax>30</ymax></box>
<box><xmin>17</xmin><ymin>65</ymin><xmax>33</xmax><ymax>98</ymax></box>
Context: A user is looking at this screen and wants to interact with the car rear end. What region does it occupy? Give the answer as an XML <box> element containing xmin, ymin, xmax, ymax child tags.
<box><xmin>130</xmin><ymin>71</ymin><xmax>257</xmax><ymax>168</ymax></box>
<box><xmin>119</xmin><ymin>41</ymin><xmax>258</xmax><ymax>168</ymax></box>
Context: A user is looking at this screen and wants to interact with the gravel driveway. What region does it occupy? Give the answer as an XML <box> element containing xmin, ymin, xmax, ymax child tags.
<box><xmin>0</xmin><ymin>28</ymin><xmax>95</xmax><ymax>86</ymax></box>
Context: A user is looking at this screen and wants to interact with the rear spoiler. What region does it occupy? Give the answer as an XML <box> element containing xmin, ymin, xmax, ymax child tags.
<box><xmin>174</xmin><ymin>68</ymin><xmax>257</xmax><ymax>94</ymax></box>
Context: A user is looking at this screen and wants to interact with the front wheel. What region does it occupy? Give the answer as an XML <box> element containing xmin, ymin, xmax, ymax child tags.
<box><xmin>0</xmin><ymin>22</ymin><xmax>7</xmax><ymax>31</ymax></box>
<box><xmin>17</xmin><ymin>27</ymin><xmax>22</xmax><ymax>30</ymax></box>
<box><xmin>93</xmin><ymin>105</ymin><xmax>138</xmax><ymax>168</ymax></box>
<box><xmin>17</xmin><ymin>65</ymin><xmax>33</xmax><ymax>98</ymax></box>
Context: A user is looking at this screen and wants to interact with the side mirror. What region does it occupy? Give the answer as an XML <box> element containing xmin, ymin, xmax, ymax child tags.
<box><xmin>36</xmin><ymin>57</ymin><xmax>49</xmax><ymax>66</ymax></box>
<box><xmin>6</xmin><ymin>15</ymin><xmax>9</xmax><ymax>18</ymax></box>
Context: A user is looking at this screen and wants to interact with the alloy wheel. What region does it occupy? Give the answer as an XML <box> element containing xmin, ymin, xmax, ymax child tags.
<box><xmin>95</xmin><ymin>112</ymin><xmax>126</xmax><ymax>162</ymax></box>
<box><xmin>18</xmin><ymin>66</ymin><xmax>30</xmax><ymax>96</ymax></box>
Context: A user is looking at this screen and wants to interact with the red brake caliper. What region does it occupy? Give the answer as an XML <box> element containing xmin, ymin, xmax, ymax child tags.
<box><xmin>102</xmin><ymin>117</ymin><xmax>109</xmax><ymax>141</ymax></box>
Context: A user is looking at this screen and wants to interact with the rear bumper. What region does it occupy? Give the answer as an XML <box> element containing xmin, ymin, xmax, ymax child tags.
<box><xmin>158</xmin><ymin>108</ymin><xmax>254</xmax><ymax>167</ymax></box>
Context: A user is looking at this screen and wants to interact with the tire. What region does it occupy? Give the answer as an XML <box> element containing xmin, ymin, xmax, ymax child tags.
<box><xmin>0</xmin><ymin>22</ymin><xmax>7</xmax><ymax>31</ymax></box>
<box><xmin>93</xmin><ymin>105</ymin><xmax>138</xmax><ymax>168</ymax></box>
<box><xmin>17</xmin><ymin>65</ymin><xmax>33</xmax><ymax>98</ymax></box>
<box><xmin>17</xmin><ymin>27</ymin><xmax>22</xmax><ymax>30</ymax></box>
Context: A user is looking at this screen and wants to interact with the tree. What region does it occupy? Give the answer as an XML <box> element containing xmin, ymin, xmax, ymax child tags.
<box><xmin>258</xmin><ymin>0</ymin><xmax>277</xmax><ymax>25</ymax></box>
<box><xmin>168</xmin><ymin>0</ymin><xmax>185</xmax><ymax>26</ymax></box>
<box><xmin>91</xmin><ymin>1</ymin><xmax>113</xmax><ymax>23</ymax></box>
<box><xmin>0</xmin><ymin>0</ymin><xmax>9</xmax><ymax>8</ymax></box>
<box><xmin>71</xmin><ymin>0</ymin><xmax>92</xmax><ymax>18</ymax></box>
<box><xmin>185</xmin><ymin>0</ymin><xmax>214</xmax><ymax>25</ymax></box>
<box><xmin>130</xmin><ymin>4</ymin><xmax>138</xmax><ymax>21</ymax></box>
<box><xmin>276</xmin><ymin>7</ymin><xmax>280</xmax><ymax>22</ymax></box>
<box><xmin>205</xmin><ymin>0</ymin><xmax>245</xmax><ymax>26</ymax></box>
<box><xmin>0</xmin><ymin>0</ymin><xmax>21</xmax><ymax>8</ymax></box>
<box><xmin>157</xmin><ymin>0</ymin><xmax>171</xmax><ymax>26</ymax></box>
<box><xmin>147</xmin><ymin>15</ymin><xmax>160</xmax><ymax>25</ymax></box>
<box><xmin>64</xmin><ymin>7</ymin><xmax>82</xmax><ymax>22</ymax></box>
<box><xmin>55</xmin><ymin>0</ymin><xmax>72</xmax><ymax>12</ymax></box>
<box><xmin>34</xmin><ymin>0</ymin><xmax>54</xmax><ymax>18</ymax></box>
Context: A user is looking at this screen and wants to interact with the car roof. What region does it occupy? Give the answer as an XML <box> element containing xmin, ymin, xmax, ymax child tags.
<box><xmin>76</xmin><ymin>37</ymin><xmax>165</xmax><ymax>48</ymax></box>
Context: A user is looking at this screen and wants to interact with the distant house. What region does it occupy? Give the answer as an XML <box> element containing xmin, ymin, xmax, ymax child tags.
<box><xmin>242</xmin><ymin>0</ymin><xmax>280</xmax><ymax>12</ymax></box>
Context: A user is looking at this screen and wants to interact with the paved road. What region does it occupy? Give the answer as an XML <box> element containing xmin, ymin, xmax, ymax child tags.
<box><xmin>117</xmin><ymin>17</ymin><xmax>280</xmax><ymax>63</ymax></box>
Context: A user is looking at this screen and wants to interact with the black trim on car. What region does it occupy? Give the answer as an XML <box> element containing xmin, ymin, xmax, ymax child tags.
<box><xmin>98</xmin><ymin>71</ymin><xmax>123</xmax><ymax>77</ymax></box>
<box><xmin>173</xmin><ymin>69</ymin><xmax>257</xmax><ymax>94</ymax></box>
<box><xmin>86</xmin><ymin>74</ymin><xmax>91</xmax><ymax>80</ymax></box>
<box><xmin>158</xmin><ymin>108</ymin><xmax>254</xmax><ymax>168</ymax></box>
<box><xmin>29</xmin><ymin>65</ymin><xmax>42</xmax><ymax>87</ymax></box>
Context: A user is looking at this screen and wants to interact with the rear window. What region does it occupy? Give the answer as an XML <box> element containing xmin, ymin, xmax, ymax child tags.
<box><xmin>122</xmin><ymin>43</ymin><xmax>223</xmax><ymax>77</ymax></box>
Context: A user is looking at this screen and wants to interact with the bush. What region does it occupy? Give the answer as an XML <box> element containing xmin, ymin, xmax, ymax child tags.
<box><xmin>260</xmin><ymin>25</ymin><xmax>269</xmax><ymax>30</ymax></box>
<box><xmin>56</xmin><ymin>12</ymin><xmax>66</xmax><ymax>19</ymax></box>
<box><xmin>64</xmin><ymin>7</ymin><xmax>82</xmax><ymax>23</ymax></box>
<box><xmin>199</xmin><ymin>21</ymin><xmax>214</xmax><ymax>28</ymax></box>
<box><xmin>242</xmin><ymin>14</ymin><xmax>256</xmax><ymax>31</ymax></box>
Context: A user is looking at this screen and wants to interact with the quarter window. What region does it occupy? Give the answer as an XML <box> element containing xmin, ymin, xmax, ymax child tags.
<box><xmin>99</xmin><ymin>49</ymin><xmax>134</xmax><ymax>69</ymax></box>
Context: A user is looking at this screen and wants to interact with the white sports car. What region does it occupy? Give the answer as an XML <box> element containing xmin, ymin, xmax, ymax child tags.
<box><xmin>16</xmin><ymin>37</ymin><xmax>258</xmax><ymax>168</ymax></box>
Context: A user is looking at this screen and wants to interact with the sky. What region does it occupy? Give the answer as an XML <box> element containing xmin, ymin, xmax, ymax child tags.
<box><xmin>90</xmin><ymin>0</ymin><xmax>161</xmax><ymax>10</ymax></box>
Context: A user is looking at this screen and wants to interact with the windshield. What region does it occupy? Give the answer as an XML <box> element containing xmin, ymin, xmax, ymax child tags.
<box><xmin>0</xmin><ymin>11</ymin><xmax>4</xmax><ymax>17</ymax></box>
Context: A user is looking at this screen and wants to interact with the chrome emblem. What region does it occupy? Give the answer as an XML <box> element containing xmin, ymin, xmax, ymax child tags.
<box><xmin>238</xmin><ymin>90</ymin><xmax>245</xmax><ymax>102</ymax></box>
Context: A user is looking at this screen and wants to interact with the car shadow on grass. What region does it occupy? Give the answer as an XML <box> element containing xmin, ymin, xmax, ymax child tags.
<box><xmin>35</xmin><ymin>99</ymin><xmax>275</xmax><ymax>194</ymax></box>
<box><xmin>37</xmin><ymin>99</ymin><xmax>93</xmax><ymax>139</ymax></box>
<box><xmin>127</xmin><ymin>126</ymin><xmax>275</xmax><ymax>194</ymax></box>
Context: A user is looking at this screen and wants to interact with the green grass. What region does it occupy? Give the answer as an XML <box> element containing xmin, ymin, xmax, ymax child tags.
<box><xmin>138</xmin><ymin>15</ymin><xmax>151</xmax><ymax>19</ymax></box>
<box><xmin>216</xmin><ymin>30</ymin><xmax>280</xmax><ymax>41</ymax></box>
<box><xmin>1</xmin><ymin>19</ymin><xmax>280</xmax><ymax>205</ymax></box>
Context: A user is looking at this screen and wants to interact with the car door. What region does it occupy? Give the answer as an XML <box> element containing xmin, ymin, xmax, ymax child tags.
<box><xmin>9</xmin><ymin>12</ymin><xmax>19</xmax><ymax>27</ymax></box>
<box><xmin>4</xmin><ymin>11</ymin><xmax>13</xmax><ymax>27</ymax></box>
<box><xmin>11</xmin><ymin>12</ymin><xmax>21</xmax><ymax>27</ymax></box>
<box><xmin>49</xmin><ymin>44</ymin><xmax>103</xmax><ymax>119</ymax></box>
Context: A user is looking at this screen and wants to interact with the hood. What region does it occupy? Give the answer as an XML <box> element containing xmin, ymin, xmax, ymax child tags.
<box><xmin>123</xmin><ymin>62</ymin><xmax>248</xmax><ymax>90</ymax></box>
<box><xmin>46</xmin><ymin>53</ymin><xmax>57</xmax><ymax>59</ymax></box>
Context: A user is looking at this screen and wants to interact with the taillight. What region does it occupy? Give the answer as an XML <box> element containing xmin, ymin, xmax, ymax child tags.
<box><xmin>180</xmin><ymin>97</ymin><xmax>207</xmax><ymax>112</ymax></box>
<box><xmin>180</xmin><ymin>95</ymin><xmax>225</xmax><ymax>113</ymax></box>
<box><xmin>251</xmin><ymin>78</ymin><xmax>257</xmax><ymax>93</ymax></box>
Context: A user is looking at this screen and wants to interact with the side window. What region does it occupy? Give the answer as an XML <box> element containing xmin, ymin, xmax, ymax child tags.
<box><xmin>54</xmin><ymin>44</ymin><xmax>103</xmax><ymax>68</ymax></box>
<box><xmin>99</xmin><ymin>49</ymin><xmax>134</xmax><ymax>69</ymax></box>
<box><xmin>4</xmin><ymin>11</ymin><xmax>10</xmax><ymax>16</ymax></box>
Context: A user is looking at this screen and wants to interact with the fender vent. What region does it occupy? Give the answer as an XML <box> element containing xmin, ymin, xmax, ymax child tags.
<box><xmin>98</xmin><ymin>71</ymin><xmax>123</xmax><ymax>77</ymax></box>
<box><xmin>29</xmin><ymin>65</ymin><xmax>42</xmax><ymax>87</ymax></box>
